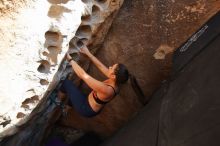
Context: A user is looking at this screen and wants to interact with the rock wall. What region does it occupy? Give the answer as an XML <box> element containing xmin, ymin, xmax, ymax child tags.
<box><xmin>99</xmin><ymin>0</ymin><xmax>220</xmax><ymax>96</ymax></box>
<box><xmin>59</xmin><ymin>0</ymin><xmax>220</xmax><ymax>140</ymax></box>
<box><xmin>0</xmin><ymin>0</ymin><xmax>124</xmax><ymax>145</ymax></box>
<box><xmin>0</xmin><ymin>0</ymin><xmax>219</xmax><ymax>145</ymax></box>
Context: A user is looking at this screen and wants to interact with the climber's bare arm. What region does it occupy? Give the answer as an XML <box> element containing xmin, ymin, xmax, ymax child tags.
<box><xmin>67</xmin><ymin>53</ymin><xmax>109</xmax><ymax>94</ymax></box>
<box><xmin>79</xmin><ymin>46</ymin><xmax>109</xmax><ymax>77</ymax></box>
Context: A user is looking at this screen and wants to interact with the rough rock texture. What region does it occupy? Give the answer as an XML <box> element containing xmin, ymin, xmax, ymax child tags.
<box><xmin>0</xmin><ymin>0</ymin><xmax>219</xmax><ymax>145</ymax></box>
<box><xmin>0</xmin><ymin>0</ymin><xmax>123</xmax><ymax>145</ymax></box>
<box><xmin>101</xmin><ymin>11</ymin><xmax>220</xmax><ymax>146</ymax></box>
<box><xmin>59</xmin><ymin>0</ymin><xmax>220</xmax><ymax>139</ymax></box>
<box><xmin>0</xmin><ymin>0</ymin><xmax>82</xmax><ymax>138</ymax></box>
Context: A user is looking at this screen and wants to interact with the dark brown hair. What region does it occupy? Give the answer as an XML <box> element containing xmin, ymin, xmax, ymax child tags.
<box><xmin>115</xmin><ymin>64</ymin><xmax>146</xmax><ymax>105</ymax></box>
<box><xmin>114</xmin><ymin>64</ymin><xmax>129</xmax><ymax>84</ymax></box>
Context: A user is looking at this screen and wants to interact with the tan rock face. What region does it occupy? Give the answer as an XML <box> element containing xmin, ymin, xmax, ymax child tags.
<box><xmin>0</xmin><ymin>0</ymin><xmax>124</xmax><ymax>143</ymax></box>
<box><xmin>59</xmin><ymin>0</ymin><xmax>220</xmax><ymax>138</ymax></box>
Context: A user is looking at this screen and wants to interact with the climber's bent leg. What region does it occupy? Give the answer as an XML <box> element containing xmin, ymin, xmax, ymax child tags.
<box><xmin>59</xmin><ymin>79</ymin><xmax>98</xmax><ymax>117</ymax></box>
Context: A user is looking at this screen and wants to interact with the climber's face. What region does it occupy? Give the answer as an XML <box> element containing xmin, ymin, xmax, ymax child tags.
<box><xmin>108</xmin><ymin>64</ymin><xmax>118</xmax><ymax>79</ymax></box>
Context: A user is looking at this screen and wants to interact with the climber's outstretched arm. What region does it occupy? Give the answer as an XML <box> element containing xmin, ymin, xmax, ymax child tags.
<box><xmin>79</xmin><ymin>46</ymin><xmax>109</xmax><ymax>77</ymax></box>
<box><xmin>66</xmin><ymin>53</ymin><xmax>108</xmax><ymax>93</ymax></box>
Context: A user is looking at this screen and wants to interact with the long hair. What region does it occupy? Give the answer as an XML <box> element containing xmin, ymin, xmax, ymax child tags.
<box><xmin>115</xmin><ymin>64</ymin><xmax>146</xmax><ymax>105</ymax></box>
<box><xmin>114</xmin><ymin>64</ymin><xmax>129</xmax><ymax>84</ymax></box>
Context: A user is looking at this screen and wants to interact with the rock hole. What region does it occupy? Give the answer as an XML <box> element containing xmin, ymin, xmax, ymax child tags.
<box><xmin>40</xmin><ymin>79</ymin><xmax>49</xmax><ymax>85</ymax></box>
<box><xmin>45</xmin><ymin>31</ymin><xmax>62</xmax><ymax>47</ymax></box>
<box><xmin>76</xmin><ymin>40</ymin><xmax>84</xmax><ymax>48</ymax></box>
<box><xmin>69</xmin><ymin>52</ymin><xmax>80</xmax><ymax>62</ymax></box>
<box><xmin>22</xmin><ymin>95</ymin><xmax>39</xmax><ymax>105</ymax></box>
<box><xmin>37</xmin><ymin>60</ymin><xmax>51</xmax><ymax>74</ymax></box>
<box><xmin>16</xmin><ymin>112</ymin><xmax>26</xmax><ymax>119</ymax></box>
<box><xmin>92</xmin><ymin>34</ymin><xmax>97</xmax><ymax>39</ymax></box>
<box><xmin>47</xmin><ymin>0</ymin><xmax>69</xmax><ymax>4</ymax></box>
<box><xmin>69</xmin><ymin>39</ymin><xmax>78</xmax><ymax>51</ymax></box>
<box><xmin>31</xmin><ymin>95</ymin><xmax>39</xmax><ymax>102</ymax></box>
<box><xmin>111</xmin><ymin>0</ymin><xmax>117</xmax><ymax>5</ymax></box>
<box><xmin>42</xmin><ymin>51</ymin><xmax>49</xmax><ymax>56</ymax></box>
<box><xmin>69</xmin><ymin>37</ymin><xmax>88</xmax><ymax>50</ymax></box>
<box><xmin>92</xmin><ymin>5</ymin><xmax>100</xmax><ymax>14</ymax></box>
<box><xmin>68</xmin><ymin>38</ymin><xmax>82</xmax><ymax>61</ymax></box>
<box><xmin>79</xmin><ymin>38</ymin><xmax>89</xmax><ymax>45</ymax></box>
<box><xmin>81</xmin><ymin>15</ymin><xmax>91</xmax><ymax>22</ymax></box>
<box><xmin>22</xmin><ymin>98</ymin><xmax>32</xmax><ymax>105</ymax></box>
<box><xmin>91</xmin><ymin>5</ymin><xmax>102</xmax><ymax>20</ymax></box>
<box><xmin>76</xmin><ymin>25</ymin><xmax>92</xmax><ymax>39</ymax></box>
<box><xmin>21</xmin><ymin>104</ymin><xmax>30</xmax><ymax>110</ymax></box>
<box><xmin>45</xmin><ymin>31</ymin><xmax>60</xmax><ymax>40</ymax></box>
<box><xmin>48</xmin><ymin>5</ymin><xmax>71</xmax><ymax>18</ymax></box>
<box><xmin>0</xmin><ymin>116</ymin><xmax>11</xmax><ymax>127</ymax></box>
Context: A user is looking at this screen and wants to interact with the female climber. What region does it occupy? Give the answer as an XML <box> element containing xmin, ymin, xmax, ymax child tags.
<box><xmin>58</xmin><ymin>45</ymin><xmax>145</xmax><ymax>117</ymax></box>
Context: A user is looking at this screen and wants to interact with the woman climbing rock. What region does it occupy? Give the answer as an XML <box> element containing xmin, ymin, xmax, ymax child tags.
<box><xmin>58</xmin><ymin>45</ymin><xmax>145</xmax><ymax>117</ymax></box>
